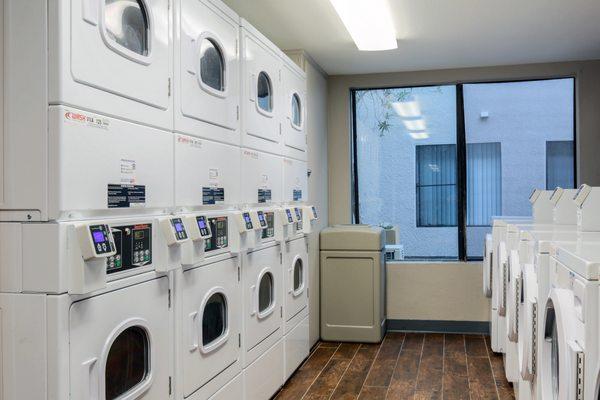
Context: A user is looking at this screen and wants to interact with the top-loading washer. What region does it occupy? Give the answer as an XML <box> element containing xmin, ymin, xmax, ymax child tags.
<box><xmin>540</xmin><ymin>242</ymin><xmax>600</xmax><ymax>400</ymax></box>
<box><xmin>0</xmin><ymin>215</ymin><xmax>188</xmax><ymax>399</ymax></box>
<box><xmin>1</xmin><ymin>105</ymin><xmax>174</xmax><ymax>222</ymax></box>
<box><xmin>240</xmin><ymin>19</ymin><xmax>283</xmax><ymax>156</ymax></box>
<box><xmin>6</xmin><ymin>0</ymin><xmax>172</xmax><ymax>131</ymax></box>
<box><xmin>173</xmin><ymin>210</ymin><xmax>244</xmax><ymax>400</ymax></box>
<box><xmin>280</xmin><ymin>54</ymin><xmax>307</xmax><ymax>162</ymax></box>
<box><xmin>174</xmin><ymin>0</ymin><xmax>241</xmax><ymax>146</ymax></box>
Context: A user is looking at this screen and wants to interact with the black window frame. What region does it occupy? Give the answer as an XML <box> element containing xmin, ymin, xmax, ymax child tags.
<box><xmin>350</xmin><ymin>77</ymin><xmax>577</xmax><ymax>261</ymax></box>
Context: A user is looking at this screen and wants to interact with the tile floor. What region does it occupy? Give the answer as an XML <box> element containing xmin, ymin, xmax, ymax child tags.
<box><xmin>275</xmin><ymin>332</ymin><xmax>514</xmax><ymax>400</ymax></box>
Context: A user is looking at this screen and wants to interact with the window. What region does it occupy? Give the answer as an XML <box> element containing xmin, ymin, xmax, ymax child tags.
<box><xmin>258</xmin><ymin>272</ymin><xmax>274</xmax><ymax>313</ymax></box>
<box><xmin>353</xmin><ymin>78</ymin><xmax>575</xmax><ymax>260</ymax></box>
<box><xmin>105</xmin><ymin>326</ymin><xmax>149</xmax><ymax>400</ymax></box>
<box><xmin>546</xmin><ymin>141</ymin><xmax>574</xmax><ymax>190</ymax></box>
<box><xmin>105</xmin><ymin>0</ymin><xmax>149</xmax><ymax>56</ymax></box>
<box><xmin>202</xmin><ymin>292</ymin><xmax>227</xmax><ymax>346</ymax></box>
<box><xmin>416</xmin><ymin>144</ymin><xmax>457</xmax><ymax>227</ymax></box>
<box><xmin>293</xmin><ymin>258</ymin><xmax>303</xmax><ymax>292</ymax></box>
<box><xmin>292</xmin><ymin>93</ymin><xmax>302</xmax><ymax>127</ymax></box>
<box><xmin>200</xmin><ymin>38</ymin><xmax>225</xmax><ymax>92</ymax></box>
<box><xmin>257</xmin><ymin>72</ymin><xmax>273</xmax><ymax>112</ymax></box>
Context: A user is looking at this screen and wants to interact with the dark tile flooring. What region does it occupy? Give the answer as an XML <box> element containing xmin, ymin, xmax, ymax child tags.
<box><xmin>275</xmin><ymin>333</ymin><xmax>514</xmax><ymax>400</ymax></box>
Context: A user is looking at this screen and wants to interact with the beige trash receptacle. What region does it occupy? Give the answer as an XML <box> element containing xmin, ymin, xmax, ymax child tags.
<box><xmin>320</xmin><ymin>225</ymin><xmax>386</xmax><ymax>343</ymax></box>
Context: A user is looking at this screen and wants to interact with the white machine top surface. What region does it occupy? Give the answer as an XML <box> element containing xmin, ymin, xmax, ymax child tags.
<box><xmin>555</xmin><ymin>242</ymin><xmax>600</xmax><ymax>280</ymax></box>
<box><xmin>320</xmin><ymin>225</ymin><xmax>385</xmax><ymax>251</ymax></box>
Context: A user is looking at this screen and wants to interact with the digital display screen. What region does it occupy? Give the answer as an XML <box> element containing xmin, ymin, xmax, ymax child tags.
<box><xmin>244</xmin><ymin>214</ymin><xmax>251</xmax><ymax>223</ymax></box>
<box><xmin>286</xmin><ymin>210</ymin><xmax>293</xmax><ymax>222</ymax></box>
<box><xmin>312</xmin><ymin>207</ymin><xmax>318</xmax><ymax>218</ymax></box>
<box><xmin>295</xmin><ymin>208</ymin><xmax>301</xmax><ymax>219</ymax></box>
<box><xmin>93</xmin><ymin>231</ymin><xmax>105</xmax><ymax>244</ymax></box>
<box><xmin>198</xmin><ymin>219</ymin><xmax>206</xmax><ymax>229</ymax></box>
<box><xmin>259</xmin><ymin>214</ymin><xmax>265</xmax><ymax>222</ymax></box>
<box><xmin>175</xmin><ymin>222</ymin><xmax>184</xmax><ymax>232</ymax></box>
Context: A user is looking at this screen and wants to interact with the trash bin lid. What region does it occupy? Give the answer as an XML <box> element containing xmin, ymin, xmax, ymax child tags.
<box><xmin>320</xmin><ymin>224</ymin><xmax>385</xmax><ymax>251</ymax></box>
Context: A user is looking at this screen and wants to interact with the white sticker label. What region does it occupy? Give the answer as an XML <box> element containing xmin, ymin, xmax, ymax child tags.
<box><xmin>209</xmin><ymin>168</ymin><xmax>219</xmax><ymax>188</ymax></box>
<box><xmin>120</xmin><ymin>159</ymin><xmax>137</xmax><ymax>184</ymax></box>
<box><xmin>261</xmin><ymin>174</ymin><xmax>269</xmax><ymax>189</ymax></box>
<box><xmin>64</xmin><ymin>110</ymin><xmax>110</xmax><ymax>130</ymax></box>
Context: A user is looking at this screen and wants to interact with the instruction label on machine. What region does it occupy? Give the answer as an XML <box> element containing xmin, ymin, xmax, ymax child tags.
<box><xmin>258</xmin><ymin>189</ymin><xmax>272</xmax><ymax>203</ymax></box>
<box><xmin>108</xmin><ymin>184</ymin><xmax>146</xmax><ymax>208</ymax></box>
<box><xmin>203</xmin><ymin>187</ymin><xmax>225</xmax><ymax>205</ymax></box>
<box><xmin>293</xmin><ymin>190</ymin><xmax>303</xmax><ymax>201</ymax></box>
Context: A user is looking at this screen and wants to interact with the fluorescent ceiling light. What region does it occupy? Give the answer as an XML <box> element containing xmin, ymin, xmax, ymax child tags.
<box><xmin>329</xmin><ymin>0</ymin><xmax>397</xmax><ymax>51</ymax></box>
<box><xmin>392</xmin><ymin>101</ymin><xmax>421</xmax><ymax>118</ymax></box>
<box><xmin>409</xmin><ymin>131</ymin><xmax>429</xmax><ymax>140</ymax></box>
<box><xmin>403</xmin><ymin>119</ymin><xmax>426</xmax><ymax>131</ymax></box>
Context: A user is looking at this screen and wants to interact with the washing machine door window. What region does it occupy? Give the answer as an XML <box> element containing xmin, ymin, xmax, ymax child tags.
<box><xmin>257</xmin><ymin>72</ymin><xmax>273</xmax><ymax>113</ymax></box>
<box><xmin>105</xmin><ymin>325</ymin><xmax>150</xmax><ymax>400</ymax></box>
<box><xmin>545</xmin><ymin>303</ymin><xmax>560</xmax><ymax>399</ymax></box>
<box><xmin>291</xmin><ymin>93</ymin><xmax>302</xmax><ymax>128</ymax></box>
<box><xmin>200</xmin><ymin>38</ymin><xmax>225</xmax><ymax>92</ymax></box>
<box><xmin>105</xmin><ymin>0</ymin><xmax>150</xmax><ymax>57</ymax></box>
<box><xmin>202</xmin><ymin>292</ymin><xmax>227</xmax><ymax>347</ymax></box>
<box><xmin>258</xmin><ymin>271</ymin><xmax>274</xmax><ymax>315</ymax></box>
<box><xmin>293</xmin><ymin>257</ymin><xmax>304</xmax><ymax>294</ymax></box>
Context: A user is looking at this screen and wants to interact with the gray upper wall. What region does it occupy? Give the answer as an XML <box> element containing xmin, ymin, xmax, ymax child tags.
<box><xmin>327</xmin><ymin>60</ymin><xmax>600</xmax><ymax>225</ymax></box>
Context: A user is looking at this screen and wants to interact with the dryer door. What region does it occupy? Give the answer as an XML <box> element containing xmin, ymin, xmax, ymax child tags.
<box><xmin>243</xmin><ymin>244</ymin><xmax>282</xmax><ymax>351</ymax></box>
<box><xmin>178</xmin><ymin>0</ymin><xmax>239</xmax><ymax>140</ymax></box>
<box><xmin>284</xmin><ymin>238</ymin><xmax>308</xmax><ymax>323</ymax></box>
<box><xmin>71</xmin><ymin>0</ymin><xmax>170</xmax><ymax>110</ymax></box>
<box><xmin>241</xmin><ymin>28</ymin><xmax>282</xmax><ymax>154</ymax></box>
<box><xmin>69</xmin><ymin>277</ymin><xmax>171</xmax><ymax>400</ymax></box>
<box><xmin>181</xmin><ymin>256</ymin><xmax>242</xmax><ymax>398</ymax></box>
<box><xmin>281</xmin><ymin>63</ymin><xmax>307</xmax><ymax>161</ymax></box>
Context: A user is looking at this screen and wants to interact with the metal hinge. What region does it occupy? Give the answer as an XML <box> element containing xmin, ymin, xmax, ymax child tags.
<box><xmin>238</xmin><ymin>333</ymin><xmax>241</xmax><ymax>348</ymax></box>
<box><xmin>501</xmin><ymin>262</ymin><xmax>507</xmax><ymax>315</ymax></box>
<box><xmin>168</xmin><ymin>289</ymin><xmax>172</xmax><ymax>308</ymax></box>
<box><xmin>515</xmin><ymin>277</ymin><xmax>521</xmax><ymax>336</ymax></box>
<box><xmin>489</xmin><ymin>250</ymin><xmax>494</xmax><ymax>293</ymax></box>
<box><xmin>168</xmin><ymin>78</ymin><xmax>171</xmax><ymax>97</ymax></box>
<box><xmin>280</xmin><ymin>252</ymin><xmax>283</xmax><ymax>264</ymax></box>
<box><xmin>279</xmin><ymin>123</ymin><xmax>282</xmax><ymax>135</ymax></box>
<box><xmin>238</xmin><ymin>266</ymin><xmax>241</xmax><ymax>282</ymax></box>
<box><xmin>280</xmin><ymin>306</ymin><xmax>283</xmax><ymax>318</ymax></box>
<box><xmin>532</xmin><ymin>303</ymin><xmax>538</xmax><ymax>375</ymax></box>
<box><xmin>235</xmin><ymin>39</ymin><xmax>238</xmax><ymax>55</ymax></box>
<box><xmin>307</xmin><ymin>287</ymin><xmax>309</xmax><ymax>298</ymax></box>
<box><xmin>236</xmin><ymin>106</ymin><xmax>239</xmax><ymax>121</ymax></box>
<box><xmin>305</xmin><ymin>135</ymin><xmax>308</xmax><ymax>145</ymax></box>
<box><xmin>576</xmin><ymin>351</ymin><xmax>585</xmax><ymax>400</ymax></box>
<box><xmin>169</xmin><ymin>376</ymin><xmax>172</xmax><ymax>395</ymax></box>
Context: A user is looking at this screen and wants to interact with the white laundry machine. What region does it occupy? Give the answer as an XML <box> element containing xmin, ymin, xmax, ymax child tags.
<box><xmin>240</xmin><ymin>19</ymin><xmax>283</xmax><ymax>156</ymax></box>
<box><xmin>6</xmin><ymin>0</ymin><xmax>172</xmax><ymax>130</ymax></box>
<box><xmin>174</xmin><ymin>134</ymin><xmax>241</xmax><ymax>211</ymax></box>
<box><xmin>0</xmin><ymin>215</ymin><xmax>189</xmax><ymax>398</ymax></box>
<box><xmin>174</xmin><ymin>0</ymin><xmax>241</xmax><ymax>145</ymax></box>
<box><xmin>173</xmin><ymin>210</ymin><xmax>245</xmax><ymax>400</ymax></box>
<box><xmin>240</xmin><ymin>148</ymin><xmax>284</xmax><ymax>207</ymax></box>
<box><xmin>1</xmin><ymin>105</ymin><xmax>174</xmax><ymax>222</ymax></box>
<box><xmin>280</xmin><ymin>55</ymin><xmax>308</xmax><ymax>161</ymax></box>
<box><xmin>540</xmin><ymin>242</ymin><xmax>600</xmax><ymax>400</ymax></box>
<box><xmin>240</xmin><ymin>209</ymin><xmax>285</xmax><ymax>400</ymax></box>
<box><xmin>283</xmin><ymin>157</ymin><xmax>309</xmax><ymax>205</ymax></box>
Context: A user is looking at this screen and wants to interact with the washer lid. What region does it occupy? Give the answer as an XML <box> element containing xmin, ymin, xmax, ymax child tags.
<box><xmin>320</xmin><ymin>225</ymin><xmax>384</xmax><ymax>251</ymax></box>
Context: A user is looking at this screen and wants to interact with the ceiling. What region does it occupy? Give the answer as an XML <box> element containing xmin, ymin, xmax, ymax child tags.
<box><xmin>222</xmin><ymin>0</ymin><xmax>600</xmax><ymax>76</ymax></box>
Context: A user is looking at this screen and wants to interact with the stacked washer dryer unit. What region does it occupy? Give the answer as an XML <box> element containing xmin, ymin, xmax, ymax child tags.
<box><xmin>503</xmin><ymin>188</ymin><xmax>579</xmax><ymax>399</ymax></box>
<box><xmin>173</xmin><ymin>0</ymin><xmax>247</xmax><ymax>398</ymax></box>
<box><xmin>239</xmin><ymin>18</ymin><xmax>314</xmax><ymax>399</ymax></box>
<box><xmin>0</xmin><ymin>1</ymin><xmax>183</xmax><ymax>399</ymax></box>
<box><xmin>538</xmin><ymin>185</ymin><xmax>600</xmax><ymax>400</ymax></box>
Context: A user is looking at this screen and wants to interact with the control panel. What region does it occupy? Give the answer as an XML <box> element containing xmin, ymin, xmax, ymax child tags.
<box><xmin>184</xmin><ymin>215</ymin><xmax>213</xmax><ymax>242</ymax></box>
<box><xmin>310</xmin><ymin>206</ymin><xmax>318</xmax><ymax>219</ymax></box>
<box><xmin>107</xmin><ymin>224</ymin><xmax>152</xmax><ymax>274</ymax></box>
<box><xmin>294</xmin><ymin>207</ymin><xmax>303</xmax><ymax>230</ymax></box>
<box><xmin>235</xmin><ymin>211</ymin><xmax>256</xmax><ymax>233</ymax></box>
<box><xmin>573</xmin><ymin>184</ymin><xmax>591</xmax><ymax>208</ymax></box>
<box><xmin>160</xmin><ymin>217</ymin><xmax>189</xmax><ymax>246</ymax></box>
<box><xmin>205</xmin><ymin>216</ymin><xmax>229</xmax><ymax>252</ymax></box>
<box><xmin>256</xmin><ymin>211</ymin><xmax>268</xmax><ymax>229</ymax></box>
<box><xmin>78</xmin><ymin>224</ymin><xmax>116</xmax><ymax>260</ymax></box>
<box><xmin>283</xmin><ymin>208</ymin><xmax>294</xmax><ymax>225</ymax></box>
<box><xmin>261</xmin><ymin>211</ymin><xmax>275</xmax><ymax>239</ymax></box>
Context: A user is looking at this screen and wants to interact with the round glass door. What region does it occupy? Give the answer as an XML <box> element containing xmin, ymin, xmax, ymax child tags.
<box><xmin>257</xmin><ymin>72</ymin><xmax>273</xmax><ymax>112</ymax></box>
<box><xmin>291</xmin><ymin>93</ymin><xmax>302</xmax><ymax>127</ymax></box>
<box><xmin>105</xmin><ymin>326</ymin><xmax>149</xmax><ymax>400</ymax></box>
<box><xmin>105</xmin><ymin>0</ymin><xmax>150</xmax><ymax>56</ymax></box>
<box><xmin>293</xmin><ymin>258</ymin><xmax>304</xmax><ymax>293</ymax></box>
<box><xmin>202</xmin><ymin>292</ymin><xmax>227</xmax><ymax>346</ymax></box>
<box><xmin>545</xmin><ymin>305</ymin><xmax>559</xmax><ymax>400</ymax></box>
<box><xmin>200</xmin><ymin>39</ymin><xmax>225</xmax><ymax>92</ymax></box>
<box><xmin>258</xmin><ymin>272</ymin><xmax>274</xmax><ymax>313</ymax></box>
